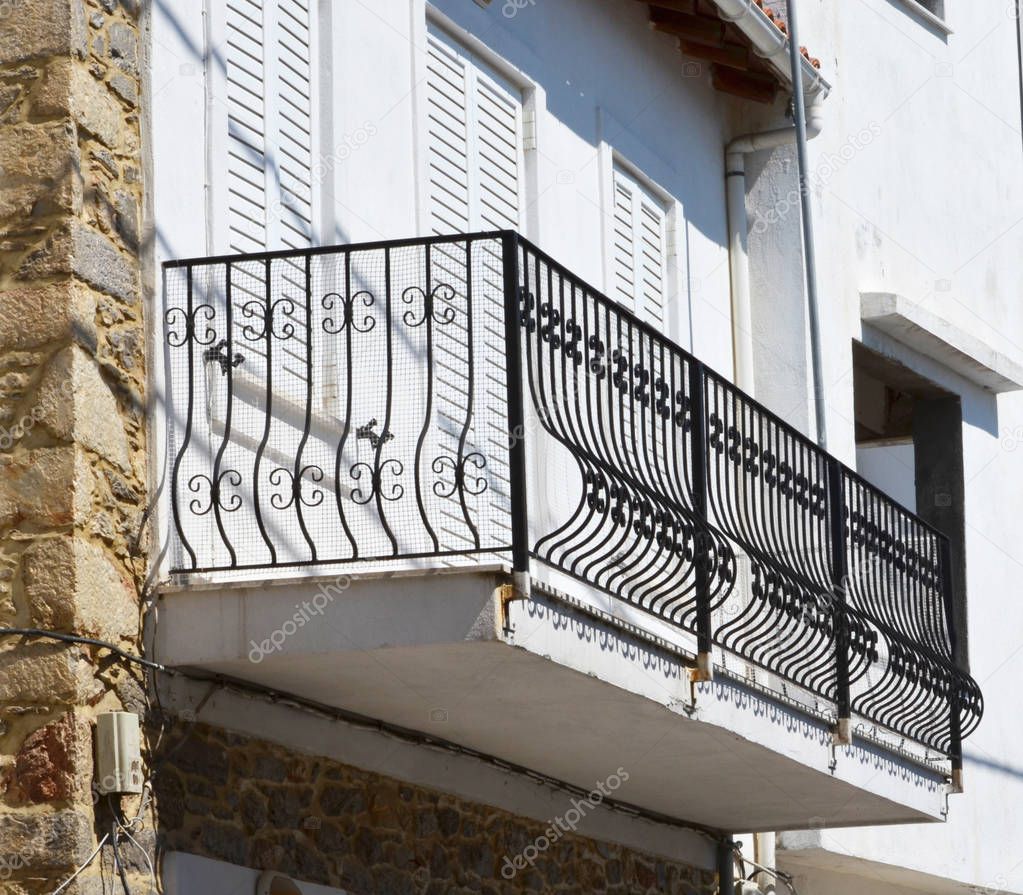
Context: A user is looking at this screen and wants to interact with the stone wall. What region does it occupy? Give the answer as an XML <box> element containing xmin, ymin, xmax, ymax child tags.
<box><xmin>155</xmin><ymin>719</ymin><xmax>717</xmax><ymax>895</ymax></box>
<box><xmin>0</xmin><ymin>0</ymin><xmax>148</xmax><ymax>892</ymax></box>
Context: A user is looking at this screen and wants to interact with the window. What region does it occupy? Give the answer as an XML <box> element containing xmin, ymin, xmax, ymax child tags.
<box><xmin>894</xmin><ymin>0</ymin><xmax>949</xmax><ymax>28</ymax></box>
<box><xmin>609</xmin><ymin>162</ymin><xmax>669</xmax><ymax>326</ymax></box>
<box><xmin>223</xmin><ymin>0</ymin><xmax>319</xmax><ymax>253</ymax></box>
<box><xmin>425</xmin><ymin>30</ymin><xmax>524</xmax><ymax>234</ymax></box>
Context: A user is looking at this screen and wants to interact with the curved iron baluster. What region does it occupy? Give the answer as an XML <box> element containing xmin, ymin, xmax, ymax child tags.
<box><xmin>520</xmin><ymin>248</ymin><xmax>735</xmax><ymax>634</ymax></box>
<box><xmin>450</xmin><ymin>241</ymin><xmax>482</xmax><ymax>550</ymax></box>
<box><xmin>290</xmin><ymin>255</ymin><xmax>319</xmax><ymax>562</ymax></box>
<box><xmin>374</xmin><ymin>248</ymin><xmax>399</xmax><ymax>554</ymax></box>
<box><xmin>166</xmin><ymin>268</ymin><xmax>202</xmax><ymax>569</ymax></box>
<box><xmin>326</xmin><ymin>253</ymin><xmax>363</xmax><ymax>560</ymax></box>
<box><xmin>245</xmin><ymin>260</ymin><xmax>283</xmax><ymax>565</ymax></box>
<box><xmin>208</xmin><ymin>264</ymin><xmax>240</xmax><ymax>567</ymax></box>
<box><xmin>407</xmin><ymin>249</ymin><xmax>453</xmax><ymax>555</ymax></box>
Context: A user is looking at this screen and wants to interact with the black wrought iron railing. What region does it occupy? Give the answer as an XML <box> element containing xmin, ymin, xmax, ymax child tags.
<box><xmin>163</xmin><ymin>231</ymin><xmax>982</xmax><ymax>763</ymax></box>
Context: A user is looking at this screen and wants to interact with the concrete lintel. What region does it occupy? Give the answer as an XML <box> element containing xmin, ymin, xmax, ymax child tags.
<box><xmin>861</xmin><ymin>292</ymin><xmax>1023</xmax><ymax>394</ymax></box>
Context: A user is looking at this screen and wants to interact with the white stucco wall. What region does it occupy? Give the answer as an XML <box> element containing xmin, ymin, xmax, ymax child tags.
<box><xmin>748</xmin><ymin>1</ymin><xmax>1023</xmax><ymax>891</ymax></box>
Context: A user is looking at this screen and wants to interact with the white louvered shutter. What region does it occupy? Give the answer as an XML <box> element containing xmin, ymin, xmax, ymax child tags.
<box><xmin>225</xmin><ymin>0</ymin><xmax>316</xmax><ymax>253</ymax></box>
<box><xmin>425</xmin><ymin>32</ymin><xmax>522</xmax><ymax>234</ymax></box>
<box><xmin>426</xmin><ymin>35</ymin><xmax>472</xmax><ymax>235</ymax></box>
<box><xmin>611</xmin><ymin>165</ymin><xmax>667</xmax><ymax>325</ymax></box>
<box><xmin>423</xmin><ymin>32</ymin><xmax>521</xmax><ymax>554</ymax></box>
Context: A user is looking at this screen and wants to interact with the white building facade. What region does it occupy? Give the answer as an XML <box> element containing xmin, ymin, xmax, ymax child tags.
<box><xmin>145</xmin><ymin>0</ymin><xmax>1023</xmax><ymax>892</ymax></box>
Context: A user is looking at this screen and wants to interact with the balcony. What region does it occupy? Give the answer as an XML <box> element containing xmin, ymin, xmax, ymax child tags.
<box><xmin>157</xmin><ymin>231</ymin><xmax>982</xmax><ymax>833</ymax></box>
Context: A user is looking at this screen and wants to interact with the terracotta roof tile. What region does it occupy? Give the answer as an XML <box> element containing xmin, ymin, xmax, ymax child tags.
<box><xmin>644</xmin><ymin>0</ymin><xmax>821</xmax><ymax>101</ymax></box>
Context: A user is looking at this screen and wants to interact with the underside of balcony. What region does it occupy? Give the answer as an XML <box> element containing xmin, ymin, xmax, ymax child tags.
<box><xmin>154</xmin><ymin>568</ymin><xmax>949</xmax><ymax>834</ymax></box>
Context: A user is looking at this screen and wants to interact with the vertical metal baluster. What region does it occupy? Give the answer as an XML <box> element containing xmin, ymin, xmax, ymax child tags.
<box><xmin>413</xmin><ymin>244</ymin><xmax>441</xmax><ymax>553</ymax></box>
<box><xmin>210</xmin><ymin>262</ymin><xmax>238</xmax><ymax>567</ymax></box>
<box><xmin>940</xmin><ymin>535</ymin><xmax>964</xmax><ymax>787</ymax></box>
<box><xmin>453</xmin><ymin>241</ymin><xmax>480</xmax><ymax>550</ymax></box>
<box><xmin>829</xmin><ymin>459</ymin><xmax>852</xmax><ymax>743</ymax></box>
<box><xmin>376</xmin><ymin>248</ymin><xmax>399</xmax><ymax>555</ymax></box>
<box><xmin>170</xmin><ymin>265</ymin><xmax>198</xmax><ymax>569</ymax></box>
<box><xmin>332</xmin><ymin>250</ymin><xmax>358</xmax><ymax>560</ymax></box>
<box><xmin>292</xmin><ymin>253</ymin><xmax>318</xmax><ymax>561</ymax></box>
<box><xmin>253</xmin><ymin>258</ymin><xmax>277</xmax><ymax>565</ymax></box>
<box><xmin>502</xmin><ymin>233</ymin><xmax>529</xmax><ymax>579</ymax></box>
<box><xmin>688</xmin><ymin>359</ymin><xmax>713</xmax><ymax>680</ymax></box>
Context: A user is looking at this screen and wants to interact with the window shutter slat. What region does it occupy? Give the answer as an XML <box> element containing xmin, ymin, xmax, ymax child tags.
<box><xmin>224</xmin><ymin>0</ymin><xmax>315</xmax><ymax>253</ymax></box>
<box><xmin>611</xmin><ymin>166</ymin><xmax>667</xmax><ymax>324</ymax></box>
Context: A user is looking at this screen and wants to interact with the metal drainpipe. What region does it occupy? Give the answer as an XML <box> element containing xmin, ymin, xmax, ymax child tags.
<box><xmin>785</xmin><ymin>0</ymin><xmax>828</xmax><ymax>451</ymax></box>
<box><xmin>718</xmin><ymin>839</ymin><xmax>736</xmax><ymax>895</ymax></box>
<box><xmin>1017</xmin><ymin>0</ymin><xmax>1023</xmax><ymax>153</ymax></box>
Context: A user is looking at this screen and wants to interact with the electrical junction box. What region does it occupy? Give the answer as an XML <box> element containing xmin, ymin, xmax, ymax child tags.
<box><xmin>95</xmin><ymin>711</ymin><xmax>143</xmax><ymax>795</ymax></box>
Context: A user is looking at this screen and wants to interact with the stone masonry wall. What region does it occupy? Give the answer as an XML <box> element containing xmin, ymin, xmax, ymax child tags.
<box><xmin>0</xmin><ymin>0</ymin><xmax>148</xmax><ymax>892</ymax></box>
<box><xmin>155</xmin><ymin>719</ymin><xmax>717</xmax><ymax>895</ymax></box>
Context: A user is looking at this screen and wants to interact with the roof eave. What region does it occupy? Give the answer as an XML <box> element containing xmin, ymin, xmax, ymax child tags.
<box><xmin>710</xmin><ymin>0</ymin><xmax>831</xmax><ymax>97</ymax></box>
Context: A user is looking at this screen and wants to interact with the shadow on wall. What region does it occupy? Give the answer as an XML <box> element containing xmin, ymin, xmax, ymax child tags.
<box><xmin>429</xmin><ymin>0</ymin><xmax>737</xmax><ymax>247</ymax></box>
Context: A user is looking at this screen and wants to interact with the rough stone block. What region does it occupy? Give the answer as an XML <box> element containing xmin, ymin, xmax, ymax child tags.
<box><xmin>24</xmin><ymin>535</ymin><xmax>138</xmax><ymax>642</ymax></box>
<box><xmin>0</xmin><ymin>121</ymin><xmax>82</xmax><ymax>220</ymax></box>
<box><xmin>0</xmin><ymin>0</ymin><xmax>87</xmax><ymax>65</ymax></box>
<box><xmin>10</xmin><ymin>710</ymin><xmax>91</xmax><ymax>803</ymax></box>
<box><xmin>0</xmin><ymin>446</ymin><xmax>95</xmax><ymax>529</ymax></box>
<box><xmin>35</xmin><ymin>344</ymin><xmax>132</xmax><ymax>470</ymax></box>
<box><xmin>0</xmin><ymin>809</ymin><xmax>93</xmax><ymax>874</ymax></box>
<box><xmin>0</xmin><ymin>283</ymin><xmax>97</xmax><ymax>352</ymax></box>
<box><xmin>108</xmin><ymin>23</ymin><xmax>138</xmax><ymax>75</ymax></box>
<box><xmin>0</xmin><ymin>645</ymin><xmax>81</xmax><ymax>705</ymax></box>
<box><xmin>108</xmin><ymin>71</ymin><xmax>137</xmax><ymax>106</ymax></box>
<box><xmin>17</xmin><ymin>220</ymin><xmax>138</xmax><ymax>305</ymax></box>
<box><xmin>32</xmin><ymin>60</ymin><xmax>123</xmax><ymax>149</ymax></box>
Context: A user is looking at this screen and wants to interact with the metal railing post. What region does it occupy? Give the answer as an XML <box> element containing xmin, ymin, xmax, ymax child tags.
<box><xmin>828</xmin><ymin>457</ymin><xmax>852</xmax><ymax>744</ymax></box>
<box><xmin>688</xmin><ymin>360</ymin><xmax>714</xmax><ymax>680</ymax></box>
<box><xmin>940</xmin><ymin>537</ymin><xmax>964</xmax><ymax>789</ymax></box>
<box><xmin>502</xmin><ymin>232</ymin><xmax>530</xmax><ymax>595</ymax></box>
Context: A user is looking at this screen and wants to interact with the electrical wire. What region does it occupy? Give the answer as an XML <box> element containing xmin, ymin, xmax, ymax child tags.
<box><xmin>112</xmin><ymin>785</ymin><xmax>157</xmax><ymax>893</ymax></box>
<box><xmin>736</xmin><ymin>846</ymin><xmax>802</xmax><ymax>895</ymax></box>
<box><xmin>50</xmin><ymin>834</ymin><xmax>109</xmax><ymax>894</ymax></box>
<box><xmin>118</xmin><ymin>826</ymin><xmax>157</xmax><ymax>893</ymax></box>
<box><xmin>0</xmin><ymin>627</ymin><xmax>726</xmax><ymax>848</ymax></box>
<box><xmin>0</xmin><ymin>628</ymin><xmax>169</xmax><ymax>673</ymax></box>
<box><xmin>111</xmin><ymin>815</ymin><xmax>132</xmax><ymax>895</ymax></box>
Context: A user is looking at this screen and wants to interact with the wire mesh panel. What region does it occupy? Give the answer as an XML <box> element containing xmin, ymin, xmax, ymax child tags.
<box><xmin>517</xmin><ymin>241</ymin><xmax>736</xmax><ymax>636</ymax></box>
<box><xmin>162</xmin><ymin>230</ymin><xmax>982</xmax><ymax>760</ymax></box>
<box><xmin>163</xmin><ymin>235</ymin><xmax>513</xmax><ymax>575</ymax></box>
<box><xmin>702</xmin><ymin>369</ymin><xmax>849</xmax><ymax>702</ymax></box>
<box><xmin>842</xmin><ymin>471</ymin><xmax>983</xmax><ymax>752</ymax></box>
